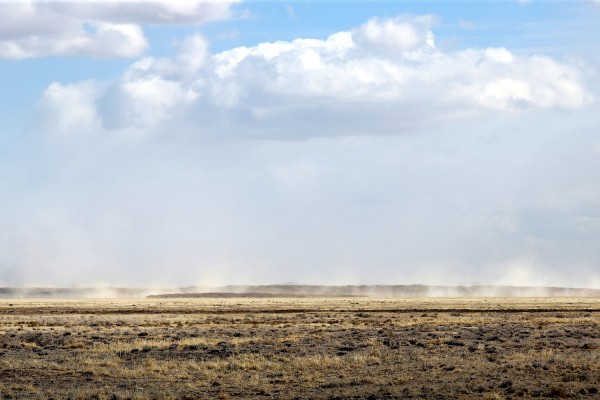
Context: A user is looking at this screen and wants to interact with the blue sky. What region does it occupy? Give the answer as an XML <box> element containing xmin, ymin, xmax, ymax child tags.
<box><xmin>0</xmin><ymin>1</ymin><xmax>599</xmax><ymax>288</ymax></box>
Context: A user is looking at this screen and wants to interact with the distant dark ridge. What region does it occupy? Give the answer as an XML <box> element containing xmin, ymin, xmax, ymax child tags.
<box><xmin>147</xmin><ymin>292</ymin><xmax>365</xmax><ymax>299</ymax></box>
<box><xmin>149</xmin><ymin>285</ymin><xmax>600</xmax><ymax>298</ymax></box>
<box><xmin>1</xmin><ymin>285</ymin><xmax>599</xmax><ymax>299</ymax></box>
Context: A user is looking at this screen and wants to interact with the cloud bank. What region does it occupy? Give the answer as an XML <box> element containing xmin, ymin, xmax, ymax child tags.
<box><xmin>38</xmin><ymin>15</ymin><xmax>592</xmax><ymax>139</ymax></box>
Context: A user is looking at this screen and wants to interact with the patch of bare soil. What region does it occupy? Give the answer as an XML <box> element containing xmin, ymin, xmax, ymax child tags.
<box><xmin>0</xmin><ymin>298</ymin><xmax>598</xmax><ymax>399</ymax></box>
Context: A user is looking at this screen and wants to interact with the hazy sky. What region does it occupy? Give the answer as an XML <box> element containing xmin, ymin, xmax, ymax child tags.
<box><xmin>1</xmin><ymin>1</ymin><xmax>599</xmax><ymax>288</ymax></box>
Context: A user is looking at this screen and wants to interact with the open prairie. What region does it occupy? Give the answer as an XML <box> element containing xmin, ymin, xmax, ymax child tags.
<box><xmin>0</xmin><ymin>298</ymin><xmax>598</xmax><ymax>399</ymax></box>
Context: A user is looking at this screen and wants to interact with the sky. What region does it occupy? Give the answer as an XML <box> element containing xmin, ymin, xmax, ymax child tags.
<box><xmin>0</xmin><ymin>0</ymin><xmax>599</xmax><ymax>288</ymax></box>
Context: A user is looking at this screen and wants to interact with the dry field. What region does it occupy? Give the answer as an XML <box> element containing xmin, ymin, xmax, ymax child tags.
<box><xmin>0</xmin><ymin>298</ymin><xmax>598</xmax><ymax>399</ymax></box>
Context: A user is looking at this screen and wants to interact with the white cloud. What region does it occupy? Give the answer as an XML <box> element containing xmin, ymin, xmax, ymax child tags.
<box><xmin>352</xmin><ymin>15</ymin><xmax>436</xmax><ymax>53</ymax></box>
<box><xmin>176</xmin><ymin>34</ymin><xmax>211</xmax><ymax>74</ymax></box>
<box><xmin>101</xmin><ymin>75</ymin><xmax>199</xmax><ymax>130</ymax></box>
<box><xmin>39</xmin><ymin>15</ymin><xmax>593</xmax><ymax>138</ymax></box>
<box><xmin>0</xmin><ymin>22</ymin><xmax>148</xmax><ymax>59</ymax></box>
<box><xmin>484</xmin><ymin>47</ymin><xmax>514</xmax><ymax>64</ymax></box>
<box><xmin>39</xmin><ymin>81</ymin><xmax>101</xmax><ymax>134</ymax></box>
<box><xmin>0</xmin><ymin>0</ymin><xmax>239</xmax><ymax>59</ymax></box>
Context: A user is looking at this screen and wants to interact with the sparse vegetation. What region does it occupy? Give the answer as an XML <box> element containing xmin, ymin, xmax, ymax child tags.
<box><xmin>0</xmin><ymin>298</ymin><xmax>598</xmax><ymax>399</ymax></box>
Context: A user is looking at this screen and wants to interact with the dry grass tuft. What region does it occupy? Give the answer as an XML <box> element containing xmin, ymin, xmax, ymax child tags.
<box><xmin>0</xmin><ymin>297</ymin><xmax>598</xmax><ymax>398</ymax></box>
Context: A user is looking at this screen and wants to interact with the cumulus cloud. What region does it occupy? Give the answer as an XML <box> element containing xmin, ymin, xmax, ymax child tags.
<box><xmin>352</xmin><ymin>15</ymin><xmax>436</xmax><ymax>53</ymax></box>
<box><xmin>39</xmin><ymin>15</ymin><xmax>593</xmax><ymax>137</ymax></box>
<box><xmin>0</xmin><ymin>0</ymin><xmax>239</xmax><ymax>59</ymax></box>
<box><xmin>39</xmin><ymin>81</ymin><xmax>102</xmax><ymax>134</ymax></box>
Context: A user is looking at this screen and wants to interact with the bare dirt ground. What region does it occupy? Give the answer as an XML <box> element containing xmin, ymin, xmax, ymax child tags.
<box><xmin>0</xmin><ymin>298</ymin><xmax>598</xmax><ymax>399</ymax></box>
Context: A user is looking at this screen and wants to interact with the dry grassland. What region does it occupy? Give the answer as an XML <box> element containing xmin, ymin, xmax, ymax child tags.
<box><xmin>0</xmin><ymin>298</ymin><xmax>598</xmax><ymax>399</ymax></box>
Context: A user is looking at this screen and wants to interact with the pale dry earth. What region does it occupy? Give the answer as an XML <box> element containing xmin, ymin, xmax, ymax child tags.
<box><xmin>0</xmin><ymin>298</ymin><xmax>598</xmax><ymax>399</ymax></box>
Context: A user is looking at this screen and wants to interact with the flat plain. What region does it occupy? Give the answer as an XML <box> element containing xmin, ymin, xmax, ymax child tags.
<box><xmin>0</xmin><ymin>297</ymin><xmax>598</xmax><ymax>399</ymax></box>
